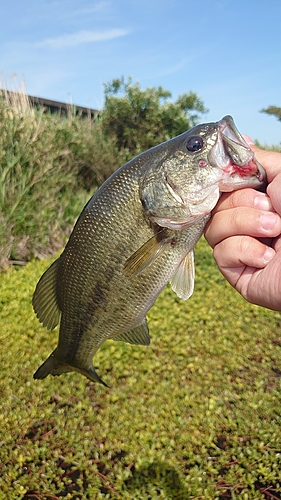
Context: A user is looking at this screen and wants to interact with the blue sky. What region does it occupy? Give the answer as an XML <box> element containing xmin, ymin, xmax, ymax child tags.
<box><xmin>1</xmin><ymin>0</ymin><xmax>281</xmax><ymax>144</ymax></box>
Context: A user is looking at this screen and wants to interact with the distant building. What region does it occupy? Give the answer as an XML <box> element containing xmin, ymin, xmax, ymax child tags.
<box><xmin>1</xmin><ymin>90</ymin><xmax>99</xmax><ymax>120</ymax></box>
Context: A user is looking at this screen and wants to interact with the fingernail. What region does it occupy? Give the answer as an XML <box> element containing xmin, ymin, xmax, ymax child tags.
<box><xmin>243</xmin><ymin>134</ymin><xmax>255</xmax><ymax>145</ymax></box>
<box><xmin>259</xmin><ymin>212</ymin><xmax>279</xmax><ymax>230</ymax></box>
<box><xmin>263</xmin><ymin>246</ymin><xmax>275</xmax><ymax>263</ymax></box>
<box><xmin>254</xmin><ymin>194</ymin><xmax>273</xmax><ymax>211</ymax></box>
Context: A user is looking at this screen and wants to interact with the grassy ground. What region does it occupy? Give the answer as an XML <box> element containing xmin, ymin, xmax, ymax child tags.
<box><xmin>1</xmin><ymin>238</ymin><xmax>281</xmax><ymax>499</ymax></box>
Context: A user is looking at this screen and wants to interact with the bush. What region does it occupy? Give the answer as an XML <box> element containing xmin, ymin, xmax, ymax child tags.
<box><xmin>0</xmin><ymin>95</ymin><xmax>127</xmax><ymax>267</ymax></box>
<box><xmin>101</xmin><ymin>76</ymin><xmax>207</xmax><ymax>155</ymax></box>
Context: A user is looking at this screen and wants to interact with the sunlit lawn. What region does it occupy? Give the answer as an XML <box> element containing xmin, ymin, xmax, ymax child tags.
<box><xmin>1</xmin><ymin>238</ymin><xmax>281</xmax><ymax>499</ymax></box>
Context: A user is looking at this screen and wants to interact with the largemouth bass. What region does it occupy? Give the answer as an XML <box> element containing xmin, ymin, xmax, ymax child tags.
<box><xmin>33</xmin><ymin>116</ymin><xmax>266</xmax><ymax>386</ymax></box>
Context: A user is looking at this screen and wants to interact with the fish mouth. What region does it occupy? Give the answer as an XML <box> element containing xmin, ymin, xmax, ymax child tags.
<box><xmin>208</xmin><ymin>115</ymin><xmax>267</xmax><ymax>191</ymax></box>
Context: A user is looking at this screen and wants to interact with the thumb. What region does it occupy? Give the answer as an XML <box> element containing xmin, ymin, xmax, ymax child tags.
<box><xmin>243</xmin><ymin>134</ymin><xmax>255</xmax><ymax>146</ymax></box>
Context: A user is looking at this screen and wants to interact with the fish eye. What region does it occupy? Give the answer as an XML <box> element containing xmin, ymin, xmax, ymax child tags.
<box><xmin>186</xmin><ymin>136</ymin><xmax>204</xmax><ymax>152</ymax></box>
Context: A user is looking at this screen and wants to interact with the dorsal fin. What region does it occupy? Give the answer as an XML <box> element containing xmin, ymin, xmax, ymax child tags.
<box><xmin>32</xmin><ymin>259</ymin><xmax>61</xmax><ymax>330</ymax></box>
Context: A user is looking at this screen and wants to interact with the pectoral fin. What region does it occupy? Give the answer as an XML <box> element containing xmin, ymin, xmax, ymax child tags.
<box><xmin>113</xmin><ymin>319</ymin><xmax>150</xmax><ymax>345</ymax></box>
<box><xmin>124</xmin><ymin>232</ymin><xmax>170</xmax><ymax>277</ymax></box>
<box><xmin>170</xmin><ymin>250</ymin><xmax>195</xmax><ymax>300</ymax></box>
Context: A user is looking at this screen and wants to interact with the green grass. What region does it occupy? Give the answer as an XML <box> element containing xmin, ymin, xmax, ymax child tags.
<box><xmin>1</xmin><ymin>238</ymin><xmax>281</xmax><ymax>499</ymax></box>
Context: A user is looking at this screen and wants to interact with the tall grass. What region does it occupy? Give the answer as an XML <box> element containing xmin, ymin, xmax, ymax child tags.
<box><xmin>0</xmin><ymin>91</ymin><xmax>129</xmax><ymax>268</ymax></box>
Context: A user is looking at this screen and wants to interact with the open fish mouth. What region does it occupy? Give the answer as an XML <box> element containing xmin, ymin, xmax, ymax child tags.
<box><xmin>209</xmin><ymin>115</ymin><xmax>267</xmax><ymax>191</ymax></box>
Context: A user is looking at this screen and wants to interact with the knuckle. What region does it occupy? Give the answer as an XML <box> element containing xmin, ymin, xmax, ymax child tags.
<box><xmin>231</xmin><ymin>188</ymin><xmax>255</xmax><ymax>207</ymax></box>
<box><xmin>229</xmin><ymin>208</ymin><xmax>249</xmax><ymax>233</ymax></box>
<box><xmin>239</xmin><ymin>235</ymin><xmax>253</xmax><ymax>255</ymax></box>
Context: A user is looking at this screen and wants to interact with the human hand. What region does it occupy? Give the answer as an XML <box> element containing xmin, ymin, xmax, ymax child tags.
<box><xmin>204</xmin><ymin>138</ymin><xmax>281</xmax><ymax>311</ymax></box>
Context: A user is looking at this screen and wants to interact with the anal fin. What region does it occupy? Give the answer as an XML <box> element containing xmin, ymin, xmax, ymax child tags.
<box><xmin>113</xmin><ymin>319</ymin><xmax>150</xmax><ymax>346</ymax></box>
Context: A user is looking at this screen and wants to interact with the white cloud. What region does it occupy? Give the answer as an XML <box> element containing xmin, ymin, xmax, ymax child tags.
<box><xmin>74</xmin><ymin>1</ymin><xmax>111</xmax><ymax>15</ymax></box>
<box><xmin>38</xmin><ymin>28</ymin><xmax>129</xmax><ymax>49</ymax></box>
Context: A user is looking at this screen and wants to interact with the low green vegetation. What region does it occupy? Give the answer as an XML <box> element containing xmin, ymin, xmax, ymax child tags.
<box><xmin>1</xmin><ymin>238</ymin><xmax>281</xmax><ymax>499</ymax></box>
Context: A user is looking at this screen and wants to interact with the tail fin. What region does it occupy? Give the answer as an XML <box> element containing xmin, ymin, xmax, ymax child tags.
<box><xmin>33</xmin><ymin>351</ymin><xmax>62</xmax><ymax>379</ymax></box>
<box><xmin>34</xmin><ymin>351</ymin><xmax>109</xmax><ymax>387</ymax></box>
<box><xmin>79</xmin><ymin>365</ymin><xmax>109</xmax><ymax>387</ymax></box>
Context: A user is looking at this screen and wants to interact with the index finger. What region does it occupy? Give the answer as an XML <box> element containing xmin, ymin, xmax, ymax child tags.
<box><xmin>213</xmin><ymin>189</ymin><xmax>273</xmax><ymax>214</ymax></box>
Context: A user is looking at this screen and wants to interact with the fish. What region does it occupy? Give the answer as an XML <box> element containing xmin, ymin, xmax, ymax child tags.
<box><xmin>32</xmin><ymin>115</ymin><xmax>266</xmax><ymax>386</ymax></box>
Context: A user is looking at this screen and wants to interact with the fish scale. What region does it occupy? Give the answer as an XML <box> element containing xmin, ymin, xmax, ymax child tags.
<box><xmin>32</xmin><ymin>116</ymin><xmax>266</xmax><ymax>386</ymax></box>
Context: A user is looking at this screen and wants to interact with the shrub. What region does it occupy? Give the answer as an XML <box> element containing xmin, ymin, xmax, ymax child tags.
<box><xmin>101</xmin><ymin>76</ymin><xmax>207</xmax><ymax>155</ymax></box>
<box><xmin>0</xmin><ymin>95</ymin><xmax>127</xmax><ymax>267</ymax></box>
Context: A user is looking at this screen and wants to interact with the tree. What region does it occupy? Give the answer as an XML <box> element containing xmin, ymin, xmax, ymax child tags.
<box><xmin>261</xmin><ymin>105</ymin><xmax>281</xmax><ymax>122</ymax></box>
<box><xmin>100</xmin><ymin>77</ymin><xmax>208</xmax><ymax>155</ymax></box>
